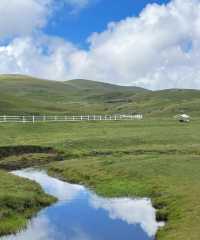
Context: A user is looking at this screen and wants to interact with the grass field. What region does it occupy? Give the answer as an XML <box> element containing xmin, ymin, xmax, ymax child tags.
<box><xmin>1</xmin><ymin>74</ymin><xmax>200</xmax><ymax>116</ymax></box>
<box><xmin>0</xmin><ymin>170</ymin><xmax>55</xmax><ymax>236</ymax></box>
<box><xmin>0</xmin><ymin>119</ymin><xmax>200</xmax><ymax>239</ymax></box>
<box><xmin>0</xmin><ymin>74</ymin><xmax>146</xmax><ymax>115</ymax></box>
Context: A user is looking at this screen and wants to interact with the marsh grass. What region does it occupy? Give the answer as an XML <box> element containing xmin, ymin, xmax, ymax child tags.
<box><xmin>0</xmin><ymin>170</ymin><xmax>56</xmax><ymax>236</ymax></box>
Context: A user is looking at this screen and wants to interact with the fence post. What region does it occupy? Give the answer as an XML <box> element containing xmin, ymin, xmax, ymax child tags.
<box><xmin>23</xmin><ymin>116</ymin><xmax>26</xmax><ymax>123</ymax></box>
<box><xmin>32</xmin><ymin>116</ymin><xmax>35</xmax><ymax>124</ymax></box>
<box><xmin>4</xmin><ymin>115</ymin><xmax>6</xmax><ymax>122</ymax></box>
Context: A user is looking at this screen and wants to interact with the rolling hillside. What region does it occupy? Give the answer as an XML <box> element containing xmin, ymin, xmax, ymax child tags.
<box><xmin>0</xmin><ymin>74</ymin><xmax>200</xmax><ymax>116</ymax></box>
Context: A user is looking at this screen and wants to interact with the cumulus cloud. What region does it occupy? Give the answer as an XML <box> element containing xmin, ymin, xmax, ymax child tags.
<box><xmin>1</xmin><ymin>0</ymin><xmax>200</xmax><ymax>89</ymax></box>
<box><xmin>0</xmin><ymin>0</ymin><xmax>91</xmax><ymax>38</ymax></box>
<box><xmin>0</xmin><ymin>0</ymin><xmax>52</xmax><ymax>38</ymax></box>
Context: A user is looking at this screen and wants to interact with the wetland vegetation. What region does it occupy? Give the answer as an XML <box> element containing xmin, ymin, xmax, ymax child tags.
<box><xmin>0</xmin><ymin>119</ymin><xmax>200</xmax><ymax>239</ymax></box>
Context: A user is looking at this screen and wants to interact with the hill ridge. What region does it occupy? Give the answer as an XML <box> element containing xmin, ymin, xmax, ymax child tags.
<box><xmin>0</xmin><ymin>74</ymin><xmax>200</xmax><ymax>116</ymax></box>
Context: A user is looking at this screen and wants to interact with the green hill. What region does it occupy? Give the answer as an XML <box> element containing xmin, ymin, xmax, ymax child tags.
<box><xmin>0</xmin><ymin>74</ymin><xmax>200</xmax><ymax>116</ymax></box>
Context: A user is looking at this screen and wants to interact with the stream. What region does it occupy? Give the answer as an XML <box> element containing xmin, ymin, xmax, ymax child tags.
<box><xmin>1</xmin><ymin>169</ymin><xmax>163</xmax><ymax>240</ymax></box>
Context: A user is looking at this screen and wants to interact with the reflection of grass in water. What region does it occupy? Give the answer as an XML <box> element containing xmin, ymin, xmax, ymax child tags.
<box><xmin>0</xmin><ymin>119</ymin><xmax>200</xmax><ymax>239</ymax></box>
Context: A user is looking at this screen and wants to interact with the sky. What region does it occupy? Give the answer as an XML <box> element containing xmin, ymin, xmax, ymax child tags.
<box><xmin>0</xmin><ymin>0</ymin><xmax>200</xmax><ymax>90</ymax></box>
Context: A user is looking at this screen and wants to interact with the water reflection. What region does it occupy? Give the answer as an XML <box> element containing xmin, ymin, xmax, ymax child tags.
<box><xmin>90</xmin><ymin>196</ymin><xmax>162</xmax><ymax>237</ymax></box>
<box><xmin>1</xmin><ymin>169</ymin><xmax>163</xmax><ymax>240</ymax></box>
<box><xmin>13</xmin><ymin>169</ymin><xmax>84</xmax><ymax>201</ymax></box>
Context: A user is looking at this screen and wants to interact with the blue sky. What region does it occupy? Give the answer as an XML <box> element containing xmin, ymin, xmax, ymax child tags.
<box><xmin>0</xmin><ymin>0</ymin><xmax>200</xmax><ymax>89</ymax></box>
<box><xmin>45</xmin><ymin>0</ymin><xmax>170</xmax><ymax>48</ymax></box>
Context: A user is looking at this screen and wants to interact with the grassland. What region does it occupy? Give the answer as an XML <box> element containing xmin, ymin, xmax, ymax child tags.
<box><xmin>0</xmin><ymin>145</ymin><xmax>59</xmax><ymax>236</ymax></box>
<box><xmin>1</xmin><ymin>74</ymin><xmax>200</xmax><ymax>239</ymax></box>
<box><xmin>0</xmin><ymin>170</ymin><xmax>56</xmax><ymax>236</ymax></box>
<box><xmin>1</xmin><ymin>74</ymin><xmax>200</xmax><ymax>116</ymax></box>
<box><xmin>0</xmin><ymin>74</ymin><xmax>146</xmax><ymax>115</ymax></box>
<box><xmin>0</xmin><ymin>146</ymin><xmax>58</xmax><ymax>236</ymax></box>
<box><xmin>0</xmin><ymin>119</ymin><xmax>200</xmax><ymax>239</ymax></box>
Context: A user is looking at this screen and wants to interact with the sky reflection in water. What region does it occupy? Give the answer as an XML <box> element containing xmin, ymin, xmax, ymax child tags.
<box><xmin>1</xmin><ymin>169</ymin><xmax>163</xmax><ymax>240</ymax></box>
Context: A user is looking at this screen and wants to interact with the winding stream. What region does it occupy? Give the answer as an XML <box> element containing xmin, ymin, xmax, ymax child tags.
<box><xmin>1</xmin><ymin>169</ymin><xmax>163</xmax><ymax>240</ymax></box>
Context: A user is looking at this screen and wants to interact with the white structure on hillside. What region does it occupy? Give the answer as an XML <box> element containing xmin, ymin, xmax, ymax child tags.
<box><xmin>175</xmin><ymin>114</ymin><xmax>190</xmax><ymax>123</ymax></box>
<box><xmin>120</xmin><ymin>114</ymin><xmax>143</xmax><ymax>120</ymax></box>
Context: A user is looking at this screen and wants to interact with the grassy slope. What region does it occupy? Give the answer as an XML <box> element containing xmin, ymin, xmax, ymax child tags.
<box><xmin>0</xmin><ymin>75</ymin><xmax>147</xmax><ymax>115</ymax></box>
<box><xmin>0</xmin><ymin>145</ymin><xmax>59</xmax><ymax>236</ymax></box>
<box><xmin>0</xmin><ymin>170</ymin><xmax>55</xmax><ymax>236</ymax></box>
<box><xmin>0</xmin><ymin>120</ymin><xmax>200</xmax><ymax>239</ymax></box>
<box><xmin>123</xmin><ymin>89</ymin><xmax>200</xmax><ymax>116</ymax></box>
<box><xmin>1</xmin><ymin>74</ymin><xmax>200</xmax><ymax>116</ymax></box>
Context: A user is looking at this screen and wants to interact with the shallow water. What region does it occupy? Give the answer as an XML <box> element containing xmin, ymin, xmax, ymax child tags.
<box><xmin>1</xmin><ymin>169</ymin><xmax>163</xmax><ymax>240</ymax></box>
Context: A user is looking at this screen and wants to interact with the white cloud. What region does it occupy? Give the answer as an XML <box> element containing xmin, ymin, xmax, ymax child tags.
<box><xmin>1</xmin><ymin>0</ymin><xmax>200</xmax><ymax>89</ymax></box>
<box><xmin>0</xmin><ymin>0</ymin><xmax>90</xmax><ymax>38</ymax></box>
<box><xmin>0</xmin><ymin>36</ymin><xmax>77</xmax><ymax>79</ymax></box>
<box><xmin>0</xmin><ymin>0</ymin><xmax>52</xmax><ymax>38</ymax></box>
<box><xmin>81</xmin><ymin>0</ymin><xmax>200</xmax><ymax>89</ymax></box>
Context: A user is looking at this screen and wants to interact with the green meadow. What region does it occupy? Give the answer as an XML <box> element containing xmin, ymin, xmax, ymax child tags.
<box><xmin>1</xmin><ymin>74</ymin><xmax>200</xmax><ymax>116</ymax></box>
<box><xmin>0</xmin><ymin>75</ymin><xmax>200</xmax><ymax>239</ymax></box>
<box><xmin>0</xmin><ymin>119</ymin><xmax>200</xmax><ymax>239</ymax></box>
<box><xmin>0</xmin><ymin>170</ymin><xmax>55</xmax><ymax>236</ymax></box>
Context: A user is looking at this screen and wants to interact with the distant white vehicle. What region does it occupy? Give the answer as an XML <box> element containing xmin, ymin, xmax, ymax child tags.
<box><xmin>175</xmin><ymin>114</ymin><xmax>191</xmax><ymax>123</ymax></box>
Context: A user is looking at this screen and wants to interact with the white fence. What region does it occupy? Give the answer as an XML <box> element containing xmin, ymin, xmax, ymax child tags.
<box><xmin>0</xmin><ymin>114</ymin><xmax>143</xmax><ymax>123</ymax></box>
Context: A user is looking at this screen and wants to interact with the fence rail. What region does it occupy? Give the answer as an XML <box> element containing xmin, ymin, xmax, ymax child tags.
<box><xmin>0</xmin><ymin>114</ymin><xmax>143</xmax><ymax>123</ymax></box>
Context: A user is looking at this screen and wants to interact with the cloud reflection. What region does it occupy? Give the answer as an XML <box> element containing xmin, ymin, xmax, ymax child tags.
<box><xmin>1</xmin><ymin>215</ymin><xmax>92</xmax><ymax>240</ymax></box>
<box><xmin>1</xmin><ymin>216</ymin><xmax>55</xmax><ymax>240</ymax></box>
<box><xmin>13</xmin><ymin>169</ymin><xmax>84</xmax><ymax>201</ymax></box>
<box><xmin>90</xmin><ymin>195</ymin><xmax>162</xmax><ymax>237</ymax></box>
